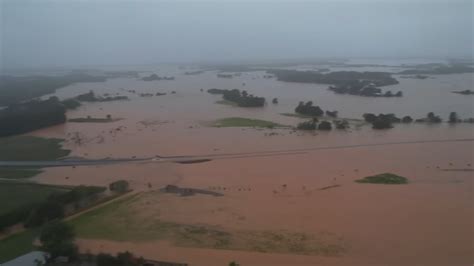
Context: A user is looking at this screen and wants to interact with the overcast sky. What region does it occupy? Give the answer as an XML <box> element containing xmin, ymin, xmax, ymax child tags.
<box><xmin>1</xmin><ymin>0</ymin><xmax>473</xmax><ymax>68</ymax></box>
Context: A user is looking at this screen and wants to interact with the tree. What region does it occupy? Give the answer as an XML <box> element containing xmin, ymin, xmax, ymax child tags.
<box><xmin>401</xmin><ymin>116</ymin><xmax>413</xmax><ymax>123</ymax></box>
<box><xmin>325</xmin><ymin>110</ymin><xmax>338</xmax><ymax>118</ymax></box>
<box><xmin>449</xmin><ymin>112</ymin><xmax>459</xmax><ymax>123</ymax></box>
<box><xmin>272</xmin><ymin>98</ymin><xmax>278</xmax><ymax>104</ymax></box>
<box><xmin>40</xmin><ymin>221</ymin><xmax>78</xmax><ymax>260</ymax></box>
<box><xmin>295</xmin><ymin>101</ymin><xmax>324</xmax><ymax>116</ymax></box>
<box><xmin>297</xmin><ymin>120</ymin><xmax>317</xmax><ymax>130</ymax></box>
<box><xmin>25</xmin><ymin>201</ymin><xmax>64</xmax><ymax>227</ymax></box>
<box><xmin>318</xmin><ymin>121</ymin><xmax>332</xmax><ymax>130</ymax></box>
<box><xmin>96</xmin><ymin>252</ymin><xmax>143</xmax><ymax>266</ymax></box>
<box><xmin>334</xmin><ymin>119</ymin><xmax>349</xmax><ymax>129</ymax></box>
<box><xmin>372</xmin><ymin>118</ymin><xmax>392</xmax><ymax>129</ymax></box>
<box><xmin>363</xmin><ymin>113</ymin><xmax>377</xmax><ymax>123</ymax></box>
<box><xmin>106</xmin><ymin>114</ymin><xmax>112</xmax><ymax>120</ymax></box>
<box><xmin>109</xmin><ymin>180</ymin><xmax>129</xmax><ymax>193</ymax></box>
<box><xmin>426</xmin><ymin>112</ymin><xmax>442</xmax><ymax>123</ymax></box>
<box><xmin>229</xmin><ymin>262</ymin><xmax>240</xmax><ymax>266</ymax></box>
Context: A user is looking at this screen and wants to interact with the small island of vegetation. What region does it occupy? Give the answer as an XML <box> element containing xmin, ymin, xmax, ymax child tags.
<box><xmin>207</xmin><ymin>89</ymin><xmax>265</xmax><ymax>107</ymax></box>
<box><xmin>265</xmin><ymin>69</ymin><xmax>400</xmax><ymax>97</ymax></box>
<box><xmin>212</xmin><ymin>117</ymin><xmax>283</xmax><ymax>128</ymax></box>
<box><xmin>399</xmin><ymin>63</ymin><xmax>474</xmax><ymax>75</ymax></box>
<box><xmin>74</xmin><ymin>90</ymin><xmax>129</xmax><ymax>103</ymax></box>
<box><xmin>268</xmin><ymin>69</ymin><xmax>399</xmax><ymax>86</ymax></box>
<box><xmin>329</xmin><ymin>83</ymin><xmax>402</xmax><ymax>97</ymax></box>
<box><xmin>452</xmin><ymin>89</ymin><xmax>474</xmax><ymax>95</ymax></box>
<box><xmin>141</xmin><ymin>74</ymin><xmax>175</xmax><ymax>81</ymax></box>
<box><xmin>355</xmin><ymin>173</ymin><xmax>408</xmax><ymax>184</ymax></box>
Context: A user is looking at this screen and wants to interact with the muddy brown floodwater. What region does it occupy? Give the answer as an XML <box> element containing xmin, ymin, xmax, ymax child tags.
<box><xmin>28</xmin><ymin>63</ymin><xmax>473</xmax><ymax>265</ymax></box>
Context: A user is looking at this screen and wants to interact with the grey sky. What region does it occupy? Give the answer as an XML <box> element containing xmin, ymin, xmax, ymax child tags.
<box><xmin>1</xmin><ymin>0</ymin><xmax>472</xmax><ymax>68</ymax></box>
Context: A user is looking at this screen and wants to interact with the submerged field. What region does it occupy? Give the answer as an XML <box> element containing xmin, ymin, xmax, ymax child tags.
<box><xmin>4</xmin><ymin>63</ymin><xmax>472</xmax><ymax>265</ymax></box>
<box><xmin>69</xmin><ymin>192</ymin><xmax>347</xmax><ymax>256</ymax></box>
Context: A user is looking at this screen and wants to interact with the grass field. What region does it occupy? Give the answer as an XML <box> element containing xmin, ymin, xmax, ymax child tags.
<box><xmin>0</xmin><ymin>136</ymin><xmax>70</xmax><ymax>161</ymax></box>
<box><xmin>0</xmin><ymin>169</ymin><xmax>43</xmax><ymax>179</ymax></box>
<box><xmin>0</xmin><ymin>229</ymin><xmax>38</xmax><ymax>263</ymax></box>
<box><xmin>212</xmin><ymin>117</ymin><xmax>284</xmax><ymax>128</ymax></box>
<box><xmin>355</xmin><ymin>173</ymin><xmax>408</xmax><ymax>184</ymax></box>
<box><xmin>69</xmin><ymin>192</ymin><xmax>346</xmax><ymax>256</ymax></box>
<box><xmin>0</xmin><ymin>136</ymin><xmax>70</xmax><ymax>179</ymax></box>
<box><xmin>0</xmin><ymin>181</ymin><xmax>70</xmax><ymax>215</ymax></box>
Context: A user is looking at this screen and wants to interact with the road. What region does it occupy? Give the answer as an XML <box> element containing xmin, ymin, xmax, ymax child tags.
<box><xmin>0</xmin><ymin>138</ymin><xmax>472</xmax><ymax>168</ymax></box>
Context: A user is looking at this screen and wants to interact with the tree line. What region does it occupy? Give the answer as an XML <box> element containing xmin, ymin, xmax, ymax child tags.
<box><xmin>267</xmin><ymin>69</ymin><xmax>399</xmax><ymax>86</ymax></box>
<box><xmin>0</xmin><ymin>185</ymin><xmax>106</xmax><ymax>231</ymax></box>
<box><xmin>0</xmin><ymin>97</ymin><xmax>67</xmax><ymax>137</ymax></box>
<box><xmin>207</xmin><ymin>88</ymin><xmax>265</xmax><ymax>107</ymax></box>
<box><xmin>0</xmin><ymin>74</ymin><xmax>107</xmax><ymax>106</ymax></box>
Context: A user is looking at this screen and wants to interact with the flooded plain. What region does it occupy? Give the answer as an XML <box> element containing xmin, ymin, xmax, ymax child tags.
<box><xmin>29</xmin><ymin>63</ymin><xmax>474</xmax><ymax>265</ymax></box>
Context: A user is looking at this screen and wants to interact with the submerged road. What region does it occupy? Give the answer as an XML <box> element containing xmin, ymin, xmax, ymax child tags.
<box><xmin>0</xmin><ymin>138</ymin><xmax>473</xmax><ymax>168</ymax></box>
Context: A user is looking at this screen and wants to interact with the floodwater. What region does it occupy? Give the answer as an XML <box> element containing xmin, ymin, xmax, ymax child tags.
<box><xmin>29</xmin><ymin>62</ymin><xmax>474</xmax><ymax>265</ymax></box>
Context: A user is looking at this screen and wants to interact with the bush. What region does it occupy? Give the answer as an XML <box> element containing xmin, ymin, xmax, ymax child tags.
<box><xmin>295</xmin><ymin>101</ymin><xmax>324</xmax><ymax>116</ymax></box>
<box><xmin>40</xmin><ymin>221</ymin><xmax>78</xmax><ymax>261</ymax></box>
<box><xmin>334</xmin><ymin>120</ymin><xmax>349</xmax><ymax>129</ymax></box>
<box><xmin>109</xmin><ymin>180</ymin><xmax>129</xmax><ymax>193</ymax></box>
<box><xmin>318</xmin><ymin>121</ymin><xmax>332</xmax><ymax>130</ymax></box>
<box><xmin>401</xmin><ymin>116</ymin><xmax>413</xmax><ymax>123</ymax></box>
<box><xmin>296</xmin><ymin>120</ymin><xmax>317</xmax><ymax>130</ymax></box>
<box><xmin>356</xmin><ymin>173</ymin><xmax>408</xmax><ymax>184</ymax></box>
<box><xmin>449</xmin><ymin>112</ymin><xmax>460</xmax><ymax>123</ymax></box>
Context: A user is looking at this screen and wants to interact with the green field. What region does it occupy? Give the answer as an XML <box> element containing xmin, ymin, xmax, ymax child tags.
<box><xmin>212</xmin><ymin>117</ymin><xmax>284</xmax><ymax>128</ymax></box>
<box><xmin>69</xmin><ymin>192</ymin><xmax>346</xmax><ymax>256</ymax></box>
<box><xmin>0</xmin><ymin>230</ymin><xmax>38</xmax><ymax>263</ymax></box>
<box><xmin>0</xmin><ymin>136</ymin><xmax>70</xmax><ymax>179</ymax></box>
<box><xmin>355</xmin><ymin>173</ymin><xmax>408</xmax><ymax>184</ymax></box>
<box><xmin>0</xmin><ymin>136</ymin><xmax>70</xmax><ymax>161</ymax></box>
<box><xmin>0</xmin><ymin>169</ymin><xmax>43</xmax><ymax>179</ymax></box>
<box><xmin>0</xmin><ymin>181</ymin><xmax>70</xmax><ymax>215</ymax></box>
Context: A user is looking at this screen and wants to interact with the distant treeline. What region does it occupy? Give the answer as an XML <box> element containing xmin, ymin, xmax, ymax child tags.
<box><xmin>141</xmin><ymin>74</ymin><xmax>175</xmax><ymax>81</ymax></box>
<box><xmin>452</xmin><ymin>89</ymin><xmax>474</xmax><ymax>95</ymax></box>
<box><xmin>294</xmin><ymin>101</ymin><xmax>339</xmax><ymax>118</ymax></box>
<box><xmin>363</xmin><ymin>111</ymin><xmax>473</xmax><ymax>129</ymax></box>
<box><xmin>74</xmin><ymin>90</ymin><xmax>129</xmax><ymax>102</ymax></box>
<box><xmin>184</xmin><ymin>70</ymin><xmax>205</xmax><ymax>75</ymax></box>
<box><xmin>0</xmin><ymin>185</ymin><xmax>105</xmax><ymax>231</ymax></box>
<box><xmin>267</xmin><ymin>70</ymin><xmax>399</xmax><ymax>87</ymax></box>
<box><xmin>0</xmin><ymin>97</ymin><xmax>67</xmax><ymax>137</ymax></box>
<box><xmin>329</xmin><ymin>84</ymin><xmax>402</xmax><ymax>97</ymax></box>
<box><xmin>398</xmin><ymin>64</ymin><xmax>474</xmax><ymax>75</ymax></box>
<box><xmin>0</xmin><ymin>74</ymin><xmax>107</xmax><ymax>106</ymax></box>
<box><xmin>0</xmin><ymin>90</ymin><xmax>128</xmax><ymax>137</ymax></box>
<box><xmin>208</xmin><ymin>88</ymin><xmax>265</xmax><ymax>107</ymax></box>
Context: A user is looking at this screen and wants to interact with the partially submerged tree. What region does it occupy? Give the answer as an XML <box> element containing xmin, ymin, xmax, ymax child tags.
<box><xmin>449</xmin><ymin>112</ymin><xmax>459</xmax><ymax>123</ymax></box>
<box><xmin>40</xmin><ymin>221</ymin><xmax>78</xmax><ymax>261</ymax></box>
<box><xmin>295</xmin><ymin>101</ymin><xmax>324</xmax><ymax>116</ymax></box>
<box><xmin>318</xmin><ymin>121</ymin><xmax>332</xmax><ymax>130</ymax></box>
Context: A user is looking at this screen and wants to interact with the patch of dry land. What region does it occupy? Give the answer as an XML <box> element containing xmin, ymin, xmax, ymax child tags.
<box><xmin>23</xmin><ymin>66</ymin><xmax>474</xmax><ymax>265</ymax></box>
